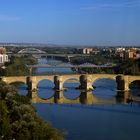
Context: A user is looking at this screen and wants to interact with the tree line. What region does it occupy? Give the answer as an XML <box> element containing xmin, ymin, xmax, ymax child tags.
<box><xmin>0</xmin><ymin>56</ymin><xmax>37</xmax><ymax>76</ymax></box>
<box><xmin>71</xmin><ymin>55</ymin><xmax>140</xmax><ymax>75</ymax></box>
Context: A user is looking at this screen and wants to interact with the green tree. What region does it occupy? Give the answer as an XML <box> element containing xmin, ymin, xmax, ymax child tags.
<box><xmin>0</xmin><ymin>100</ymin><xmax>12</xmax><ymax>139</ymax></box>
<box><xmin>0</xmin><ymin>81</ymin><xmax>64</xmax><ymax>140</ymax></box>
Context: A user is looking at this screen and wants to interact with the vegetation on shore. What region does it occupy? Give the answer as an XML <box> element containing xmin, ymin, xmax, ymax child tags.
<box><xmin>0</xmin><ymin>81</ymin><xmax>64</xmax><ymax>140</ymax></box>
<box><xmin>71</xmin><ymin>55</ymin><xmax>140</xmax><ymax>75</ymax></box>
<box><xmin>0</xmin><ymin>53</ymin><xmax>140</xmax><ymax>76</ymax></box>
<box><xmin>0</xmin><ymin>56</ymin><xmax>37</xmax><ymax>76</ymax></box>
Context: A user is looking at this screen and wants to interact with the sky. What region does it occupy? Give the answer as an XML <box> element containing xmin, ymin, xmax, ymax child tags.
<box><xmin>0</xmin><ymin>0</ymin><xmax>140</xmax><ymax>46</ymax></box>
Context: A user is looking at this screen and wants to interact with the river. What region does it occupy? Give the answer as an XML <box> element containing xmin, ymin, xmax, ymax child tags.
<box><xmin>17</xmin><ymin>58</ymin><xmax>140</xmax><ymax>140</ymax></box>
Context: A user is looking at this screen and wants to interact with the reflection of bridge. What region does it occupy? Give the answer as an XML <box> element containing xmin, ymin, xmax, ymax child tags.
<box><xmin>30</xmin><ymin>91</ymin><xmax>128</xmax><ymax>104</ymax></box>
<box><xmin>2</xmin><ymin>74</ymin><xmax>140</xmax><ymax>93</ymax></box>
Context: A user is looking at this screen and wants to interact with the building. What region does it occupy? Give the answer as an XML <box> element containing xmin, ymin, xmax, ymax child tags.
<box><xmin>0</xmin><ymin>47</ymin><xmax>6</xmax><ymax>54</ymax></box>
<box><xmin>78</xmin><ymin>48</ymin><xmax>100</xmax><ymax>54</ymax></box>
<box><xmin>116</xmin><ymin>48</ymin><xmax>126</xmax><ymax>52</ymax></box>
<box><xmin>0</xmin><ymin>47</ymin><xmax>9</xmax><ymax>65</ymax></box>
<box><xmin>82</xmin><ymin>48</ymin><xmax>93</xmax><ymax>54</ymax></box>
<box><xmin>115</xmin><ymin>48</ymin><xmax>125</xmax><ymax>58</ymax></box>
<box><xmin>115</xmin><ymin>48</ymin><xmax>140</xmax><ymax>60</ymax></box>
<box><xmin>124</xmin><ymin>49</ymin><xmax>137</xmax><ymax>59</ymax></box>
<box><xmin>0</xmin><ymin>54</ymin><xmax>8</xmax><ymax>64</ymax></box>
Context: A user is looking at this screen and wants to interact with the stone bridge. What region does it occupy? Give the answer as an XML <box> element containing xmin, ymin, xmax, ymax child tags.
<box><xmin>2</xmin><ymin>74</ymin><xmax>140</xmax><ymax>92</ymax></box>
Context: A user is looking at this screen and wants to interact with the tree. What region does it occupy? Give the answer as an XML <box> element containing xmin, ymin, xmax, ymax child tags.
<box><xmin>0</xmin><ymin>100</ymin><xmax>12</xmax><ymax>139</ymax></box>
<box><xmin>0</xmin><ymin>81</ymin><xmax>64</xmax><ymax>140</ymax></box>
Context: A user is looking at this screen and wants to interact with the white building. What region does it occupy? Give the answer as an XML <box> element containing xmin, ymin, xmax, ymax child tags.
<box><xmin>0</xmin><ymin>54</ymin><xmax>9</xmax><ymax>64</ymax></box>
<box><xmin>83</xmin><ymin>48</ymin><xmax>93</xmax><ymax>54</ymax></box>
<box><xmin>116</xmin><ymin>48</ymin><xmax>125</xmax><ymax>52</ymax></box>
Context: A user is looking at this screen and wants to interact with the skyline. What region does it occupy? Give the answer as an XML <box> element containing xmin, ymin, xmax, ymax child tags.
<box><xmin>0</xmin><ymin>0</ymin><xmax>140</xmax><ymax>46</ymax></box>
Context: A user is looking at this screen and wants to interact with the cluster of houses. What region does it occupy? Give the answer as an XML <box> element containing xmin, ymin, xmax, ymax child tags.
<box><xmin>115</xmin><ymin>48</ymin><xmax>140</xmax><ymax>60</ymax></box>
<box><xmin>78</xmin><ymin>47</ymin><xmax>140</xmax><ymax>60</ymax></box>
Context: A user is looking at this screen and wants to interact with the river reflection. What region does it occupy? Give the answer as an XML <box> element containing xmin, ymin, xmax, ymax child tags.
<box><xmin>15</xmin><ymin>80</ymin><xmax>139</xmax><ymax>106</ymax></box>
<box><xmin>13</xmin><ymin>79</ymin><xmax>140</xmax><ymax>133</ymax></box>
<box><xmin>30</xmin><ymin>90</ymin><xmax>130</xmax><ymax>105</ymax></box>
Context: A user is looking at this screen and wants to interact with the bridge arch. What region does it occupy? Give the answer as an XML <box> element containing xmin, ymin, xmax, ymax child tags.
<box><xmin>90</xmin><ymin>75</ymin><xmax>116</xmax><ymax>85</ymax></box>
<box><xmin>9</xmin><ymin>81</ymin><xmax>28</xmax><ymax>96</ymax></box>
<box><xmin>18</xmin><ymin>48</ymin><xmax>46</xmax><ymax>54</ymax></box>
<box><xmin>34</xmin><ymin>76</ymin><xmax>54</xmax><ymax>89</ymax></box>
<box><xmin>129</xmin><ymin>80</ymin><xmax>140</xmax><ymax>95</ymax></box>
<box><xmin>63</xmin><ymin>78</ymin><xmax>80</xmax><ymax>87</ymax></box>
<box><xmin>129</xmin><ymin>79</ymin><xmax>140</xmax><ymax>86</ymax></box>
<box><xmin>36</xmin><ymin>79</ymin><xmax>54</xmax><ymax>99</ymax></box>
<box><xmin>9</xmin><ymin>81</ymin><xmax>26</xmax><ymax>85</ymax></box>
<box><xmin>62</xmin><ymin>75</ymin><xmax>80</xmax><ymax>86</ymax></box>
<box><xmin>63</xmin><ymin>78</ymin><xmax>81</xmax><ymax>99</ymax></box>
<box><xmin>37</xmin><ymin>79</ymin><xmax>54</xmax><ymax>88</ymax></box>
<box><xmin>91</xmin><ymin>77</ymin><xmax>117</xmax><ymax>99</ymax></box>
<box><xmin>2</xmin><ymin>76</ymin><xmax>27</xmax><ymax>85</ymax></box>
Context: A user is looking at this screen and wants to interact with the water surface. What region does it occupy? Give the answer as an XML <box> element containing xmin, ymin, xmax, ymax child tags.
<box><xmin>16</xmin><ymin>58</ymin><xmax>140</xmax><ymax>140</ymax></box>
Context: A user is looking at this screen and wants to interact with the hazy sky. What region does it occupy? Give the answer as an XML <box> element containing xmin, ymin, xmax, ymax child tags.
<box><xmin>0</xmin><ymin>0</ymin><xmax>140</xmax><ymax>46</ymax></box>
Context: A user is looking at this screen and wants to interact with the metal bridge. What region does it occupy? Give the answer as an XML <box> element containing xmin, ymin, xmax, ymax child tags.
<box><xmin>18</xmin><ymin>48</ymin><xmax>46</xmax><ymax>54</ymax></box>
<box><xmin>12</xmin><ymin>52</ymin><xmax>90</xmax><ymax>58</ymax></box>
<box><xmin>7</xmin><ymin>47</ymin><xmax>90</xmax><ymax>60</ymax></box>
<box><xmin>27</xmin><ymin>62</ymin><xmax>116</xmax><ymax>68</ymax></box>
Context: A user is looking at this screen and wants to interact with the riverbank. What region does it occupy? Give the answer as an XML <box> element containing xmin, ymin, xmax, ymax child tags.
<box><xmin>0</xmin><ymin>56</ymin><xmax>37</xmax><ymax>76</ymax></box>
<box><xmin>0</xmin><ymin>81</ymin><xmax>64</xmax><ymax>140</ymax></box>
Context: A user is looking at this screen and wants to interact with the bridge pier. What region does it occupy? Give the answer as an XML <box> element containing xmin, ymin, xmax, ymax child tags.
<box><xmin>26</xmin><ymin>76</ymin><xmax>35</xmax><ymax>99</ymax></box>
<box><xmin>79</xmin><ymin>75</ymin><xmax>93</xmax><ymax>91</ymax></box>
<box><xmin>26</xmin><ymin>76</ymin><xmax>37</xmax><ymax>103</ymax></box>
<box><xmin>116</xmin><ymin>75</ymin><xmax>129</xmax><ymax>92</ymax></box>
<box><xmin>26</xmin><ymin>76</ymin><xmax>38</xmax><ymax>99</ymax></box>
<box><xmin>26</xmin><ymin>76</ymin><xmax>32</xmax><ymax>91</ymax></box>
<box><xmin>54</xmin><ymin>76</ymin><xmax>63</xmax><ymax>91</ymax></box>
